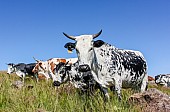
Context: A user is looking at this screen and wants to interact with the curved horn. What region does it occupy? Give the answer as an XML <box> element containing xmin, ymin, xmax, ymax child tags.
<box><xmin>92</xmin><ymin>30</ymin><xmax>102</xmax><ymax>39</ymax></box>
<box><xmin>63</xmin><ymin>32</ymin><xmax>75</xmax><ymax>40</ymax></box>
<box><xmin>33</xmin><ymin>57</ymin><xmax>40</xmax><ymax>62</ymax></box>
<box><xmin>65</xmin><ymin>61</ymin><xmax>69</xmax><ymax>65</ymax></box>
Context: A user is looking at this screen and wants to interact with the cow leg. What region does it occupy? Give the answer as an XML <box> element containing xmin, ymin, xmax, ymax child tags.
<box><xmin>114</xmin><ymin>78</ymin><xmax>122</xmax><ymax>101</ymax></box>
<box><xmin>34</xmin><ymin>73</ymin><xmax>39</xmax><ymax>82</ymax></box>
<box><xmin>16</xmin><ymin>71</ymin><xmax>25</xmax><ymax>83</ymax></box>
<box><xmin>98</xmin><ymin>85</ymin><xmax>109</xmax><ymax>101</ymax></box>
<box><xmin>103</xmin><ymin>87</ymin><xmax>109</xmax><ymax>101</ymax></box>
<box><xmin>140</xmin><ymin>74</ymin><xmax>148</xmax><ymax>92</ymax></box>
<box><xmin>110</xmin><ymin>86</ymin><xmax>115</xmax><ymax>91</ymax></box>
<box><xmin>40</xmin><ymin>72</ymin><xmax>50</xmax><ymax>81</ymax></box>
<box><xmin>22</xmin><ymin>73</ymin><xmax>25</xmax><ymax>83</ymax></box>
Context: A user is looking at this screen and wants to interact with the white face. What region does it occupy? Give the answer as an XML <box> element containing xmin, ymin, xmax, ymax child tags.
<box><xmin>7</xmin><ymin>64</ymin><xmax>15</xmax><ymax>74</ymax></box>
<box><xmin>75</xmin><ymin>35</ymin><xmax>94</xmax><ymax>67</ymax></box>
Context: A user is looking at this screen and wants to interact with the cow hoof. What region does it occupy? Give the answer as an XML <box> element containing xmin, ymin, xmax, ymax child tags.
<box><xmin>53</xmin><ymin>81</ymin><xmax>60</xmax><ymax>86</ymax></box>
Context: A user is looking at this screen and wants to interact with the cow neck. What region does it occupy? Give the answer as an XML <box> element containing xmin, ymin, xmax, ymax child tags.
<box><xmin>12</xmin><ymin>67</ymin><xmax>17</xmax><ymax>73</ymax></box>
<box><xmin>91</xmin><ymin>49</ymin><xmax>99</xmax><ymax>74</ymax></box>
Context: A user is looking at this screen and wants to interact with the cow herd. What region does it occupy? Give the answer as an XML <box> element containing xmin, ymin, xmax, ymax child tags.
<box><xmin>6</xmin><ymin>30</ymin><xmax>169</xmax><ymax>100</ymax></box>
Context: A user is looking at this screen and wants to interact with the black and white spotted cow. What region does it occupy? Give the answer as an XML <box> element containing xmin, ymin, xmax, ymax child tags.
<box><xmin>155</xmin><ymin>74</ymin><xmax>170</xmax><ymax>87</ymax></box>
<box><xmin>54</xmin><ymin>61</ymin><xmax>100</xmax><ymax>93</ymax></box>
<box><xmin>7</xmin><ymin>63</ymin><xmax>38</xmax><ymax>82</ymax></box>
<box><xmin>63</xmin><ymin>30</ymin><xmax>148</xmax><ymax>100</ymax></box>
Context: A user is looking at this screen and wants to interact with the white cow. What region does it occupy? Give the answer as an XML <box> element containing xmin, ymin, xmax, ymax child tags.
<box><xmin>63</xmin><ymin>30</ymin><xmax>148</xmax><ymax>100</ymax></box>
<box><xmin>7</xmin><ymin>63</ymin><xmax>38</xmax><ymax>82</ymax></box>
<box><xmin>155</xmin><ymin>74</ymin><xmax>170</xmax><ymax>87</ymax></box>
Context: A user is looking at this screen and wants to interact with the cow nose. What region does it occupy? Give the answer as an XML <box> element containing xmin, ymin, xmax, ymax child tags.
<box><xmin>79</xmin><ymin>64</ymin><xmax>90</xmax><ymax>72</ymax></box>
<box><xmin>83</xmin><ymin>71</ymin><xmax>93</xmax><ymax>81</ymax></box>
<box><xmin>53</xmin><ymin>81</ymin><xmax>60</xmax><ymax>86</ymax></box>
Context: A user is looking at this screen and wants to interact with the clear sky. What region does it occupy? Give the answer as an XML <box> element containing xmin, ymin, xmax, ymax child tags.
<box><xmin>0</xmin><ymin>0</ymin><xmax>170</xmax><ymax>77</ymax></box>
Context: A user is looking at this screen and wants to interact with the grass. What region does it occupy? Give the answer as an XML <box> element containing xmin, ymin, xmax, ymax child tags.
<box><xmin>0</xmin><ymin>71</ymin><xmax>169</xmax><ymax>112</ymax></box>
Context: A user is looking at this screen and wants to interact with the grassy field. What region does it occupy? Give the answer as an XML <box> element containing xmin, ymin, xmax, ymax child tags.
<box><xmin>0</xmin><ymin>71</ymin><xmax>170</xmax><ymax>112</ymax></box>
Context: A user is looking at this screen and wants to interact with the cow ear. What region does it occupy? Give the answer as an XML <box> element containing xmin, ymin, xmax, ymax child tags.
<box><xmin>93</xmin><ymin>40</ymin><xmax>105</xmax><ymax>48</ymax></box>
<box><xmin>64</xmin><ymin>42</ymin><xmax>76</xmax><ymax>51</ymax></box>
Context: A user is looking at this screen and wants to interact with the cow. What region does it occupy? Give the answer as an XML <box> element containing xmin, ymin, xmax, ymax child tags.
<box><xmin>155</xmin><ymin>74</ymin><xmax>170</xmax><ymax>87</ymax></box>
<box><xmin>53</xmin><ymin>61</ymin><xmax>101</xmax><ymax>95</ymax></box>
<box><xmin>7</xmin><ymin>63</ymin><xmax>38</xmax><ymax>82</ymax></box>
<box><xmin>63</xmin><ymin>30</ymin><xmax>148</xmax><ymax>100</ymax></box>
<box><xmin>32</xmin><ymin>57</ymin><xmax>78</xmax><ymax>81</ymax></box>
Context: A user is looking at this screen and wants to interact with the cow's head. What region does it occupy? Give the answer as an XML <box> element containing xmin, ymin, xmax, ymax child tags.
<box><xmin>7</xmin><ymin>63</ymin><xmax>15</xmax><ymax>74</ymax></box>
<box><xmin>32</xmin><ymin>58</ymin><xmax>48</xmax><ymax>75</ymax></box>
<box><xmin>53</xmin><ymin>61</ymin><xmax>71</xmax><ymax>86</ymax></box>
<box><xmin>63</xmin><ymin>30</ymin><xmax>104</xmax><ymax>72</ymax></box>
<box><xmin>53</xmin><ymin>61</ymin><xmax>91</xmax><ymax>90</ymax></box>
<box><xmin>155</xmin><ymin>74</ymin><xmax>169</xmax><ymax>86</ymax></box>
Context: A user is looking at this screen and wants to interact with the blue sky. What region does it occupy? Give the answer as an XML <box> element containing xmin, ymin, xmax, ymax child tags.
<box><xmin>0</xmin><ymin>0</ymin><xmax>170</xmax><ymax>77</ymax></box>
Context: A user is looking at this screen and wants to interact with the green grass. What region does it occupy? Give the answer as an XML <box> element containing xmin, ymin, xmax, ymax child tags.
<box><xmin>0</xmin><ymin>71</ymin><xmax>169</xmax><ymax>112</ymax></box>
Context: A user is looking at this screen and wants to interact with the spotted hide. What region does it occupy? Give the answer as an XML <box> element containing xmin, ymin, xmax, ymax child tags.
<box><xmin>53</xmin><ymin>61</ymin><xmax>100</xmax><ymax>94</ymax></box>
<box><xmin>63</xmin><ymin>30</ymin><xmax>148</xmax><ymax>100</ymax></box>
<box><xmin>7</xmin><ymin>63</ymin><xmax>38</xmax><ymax>82</ymax></box>
<box><xmin>155</xmin><ymin>74</ymin><xmax>170</xmax><ymax>87</ymax></box>
<box><xmin>32</xmin><ymin>57</ymin><xmax>77</xmax><ymax>81</ymax></box>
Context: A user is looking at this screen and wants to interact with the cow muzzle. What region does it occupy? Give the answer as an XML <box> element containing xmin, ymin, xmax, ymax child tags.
<box><xmin>82</xmin><ymin>71</ymin><xmax>93</xmax><ymax>82</ymax></box>
<box><xmin>78</xmin><ymin>64</ymin><xmax>91</xmax><ymax>72</ymax></box>
<box><xmin>53</xmin><ymin>81</ymin><xmax>61</xmax><ymax>86</ymax></box>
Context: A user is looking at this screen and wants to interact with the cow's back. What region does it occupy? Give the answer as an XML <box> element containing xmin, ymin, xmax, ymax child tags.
<box><xmin>25</xmin><ymin>63</ymin><xmax>36</xmax><ymax>75</ymax></box>
<box><xmin>117</xmin><ymin>50</ymin><xmax>147</xmax><ymax>77</ymax></box>
<box><xmin>15</xmin><ymin>63</ymin><xmax>26</xmax><ymax>72</ymax></box>
<box><xmin>66</xmin><ymin>58</ymin><xmax>78</xmax><ymax>65</ymax></box>
<box><xmin>94</xmin><ymin>43</ymin><xmax>147</xmax><ymax>86</ymax></box>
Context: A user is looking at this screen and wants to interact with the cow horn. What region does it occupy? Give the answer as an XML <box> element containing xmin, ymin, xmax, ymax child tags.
<box><xmin>63</xmin><ymin>32</ymin><xmax>75</xmax><ymax>40</ymax></box>
<box><xmin>92</xmin><ymin>30</ymin><xmax>102</xmax><ymax>39</ymax></box>
<box><xmin>65</xmin><ymin>61</ymin><xmax>69</xmax><ymax>65</ymax></box>
<box><xmin>33</xmin><ymin>57</ymin><xmax>40</xmax><ymax>62</ymax></box>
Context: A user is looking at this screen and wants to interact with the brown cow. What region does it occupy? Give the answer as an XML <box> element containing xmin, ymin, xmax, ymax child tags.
<box><xmin>32</xmin><ymin>57</ymin><xmax>77</xmax><ymax>81</ymax></box>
